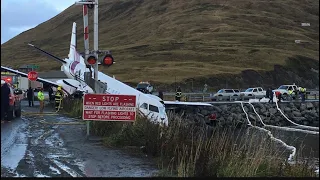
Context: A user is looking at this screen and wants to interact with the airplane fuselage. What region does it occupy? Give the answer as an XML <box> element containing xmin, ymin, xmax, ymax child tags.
<box><xmin>62</xmin><ymin>58</ymin><xmax>168</xmax><ymax>125</ymax></box>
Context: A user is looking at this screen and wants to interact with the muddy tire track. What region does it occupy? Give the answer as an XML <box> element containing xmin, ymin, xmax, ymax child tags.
<box><xmin>15</xmin><ymin>116</ymin><xmax>86</xmax><ymax>177</ymax></box>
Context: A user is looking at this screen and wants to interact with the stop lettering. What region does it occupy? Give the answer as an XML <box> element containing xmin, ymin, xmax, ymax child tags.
<box><xmin>28</xmin><ymin>71</ymin><xmax>38</xmax><ymax>81</ymax></box>
<box><xmin>102</xmin><ymin>96</ymin><xmax>119</xmax><ymax>102</ymax></box>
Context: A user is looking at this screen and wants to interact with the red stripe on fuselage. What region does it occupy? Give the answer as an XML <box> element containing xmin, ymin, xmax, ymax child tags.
<box><xmin>70</xmin><ymin>61</ymin><xmax>80</xmax><ymax>75</ymax></box>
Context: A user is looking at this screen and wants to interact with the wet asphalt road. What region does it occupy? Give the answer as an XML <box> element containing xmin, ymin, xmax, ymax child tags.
<box><xmin>1</xmin><ymin>101</ymin><xmax>158</xmax><ymax>177</ymax></box>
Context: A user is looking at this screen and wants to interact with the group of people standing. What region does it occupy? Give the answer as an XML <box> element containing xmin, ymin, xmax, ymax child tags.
<box><xmin>26</xmin><ymin>85</ymin><xmax>64</xmax><ymax>113</ymax></box>
<box><xmin>265</xmin><ymin>86</ymin><xmax>307</xmax><ymax>103</ymax></box>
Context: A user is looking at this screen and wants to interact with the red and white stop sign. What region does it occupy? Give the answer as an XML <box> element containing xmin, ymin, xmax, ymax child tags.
<box><xmin>28</xmin><ymin>71</ymin><xmax>38</xmax><ymax>81</ymax></box>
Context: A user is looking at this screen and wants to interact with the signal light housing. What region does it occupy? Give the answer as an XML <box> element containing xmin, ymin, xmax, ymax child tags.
<box><xmin>86</xmin><ymin>54</ymin><xmax>97</xmax><ymax>65</ymax></box>
<box><xmin>101</xmin><ymin>54</ymin><xmax>114</xmax><ymax>67</ymax></box>
<box><xmin>87</xmin><ymin>0</ymin><xmax>94</xmax><ymax>9</ymax></box>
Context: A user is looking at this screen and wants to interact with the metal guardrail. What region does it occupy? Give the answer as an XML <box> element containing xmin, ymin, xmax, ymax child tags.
<box><xmin>162</xmin><ymin>91</ymin><xmax>320</xmax><ymax>102</ymax></box>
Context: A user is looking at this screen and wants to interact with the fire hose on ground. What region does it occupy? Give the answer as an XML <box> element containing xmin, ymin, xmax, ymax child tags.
<box><xmin>240</xmin><ymin>101</ymin><xmax>296</xmax><ymax>162</ymax></box>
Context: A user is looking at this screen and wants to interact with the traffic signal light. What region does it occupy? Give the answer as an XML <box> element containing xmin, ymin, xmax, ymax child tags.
<box><xmin>85</xmin><ymin>54</ymin><xmax>98</xmax><ymax>65</ymax></box>
<box><xmin>101</xmin><ymin>54</ymin><xmax>114</xmax><ymax>67</ymax></box>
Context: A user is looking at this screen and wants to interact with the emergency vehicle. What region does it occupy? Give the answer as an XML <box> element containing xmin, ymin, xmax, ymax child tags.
<box><xmin>1</xmin><ymin>77</ymin><xmax>22</xmax><ymax>120</ymax></box>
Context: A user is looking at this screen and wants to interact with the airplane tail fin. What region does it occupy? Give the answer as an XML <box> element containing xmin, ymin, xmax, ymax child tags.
<box><xmin>68</xmin><ymin>22</ymin><xmax>77</xmax><ymax>60</ymax></box>
<box><xmin>68</xmin><ymin>22</ymin><xmax>86</xmax><ymax>65</ymax></box>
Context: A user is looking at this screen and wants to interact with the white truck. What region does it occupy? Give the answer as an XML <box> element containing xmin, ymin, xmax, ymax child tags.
<box><xmin>272</xmin><ymin>84</ymin><xmax>299</xmax><ymax>100</ymax></box>
<box><xmin>241</xmin><ymin>87</ymin><xmax>266</xmax><ymax>99</ymax></box>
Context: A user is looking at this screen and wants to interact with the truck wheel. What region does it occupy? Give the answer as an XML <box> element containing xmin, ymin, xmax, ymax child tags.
<box><xmin>15</xmin><ymin>107</ymin><xmax>21</xmax><ymax>118</ymax></box>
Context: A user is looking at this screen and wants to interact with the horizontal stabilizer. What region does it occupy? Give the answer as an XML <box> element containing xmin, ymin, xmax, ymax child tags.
<box><xmin>28</xmin><ymin>43</ymin><xmax>67</xmax><ymax>64</ymax></box>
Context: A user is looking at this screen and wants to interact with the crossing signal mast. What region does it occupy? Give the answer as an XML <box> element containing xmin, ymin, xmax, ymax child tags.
<box><xmin>75</xmin><ymin>0</ymin><xmax>114</xmax><ymax>91</ymax></box>
<box><xmin>75</xmin><ymin>0</ymin><xmax>115</xmax><ymax>136</ymax></box>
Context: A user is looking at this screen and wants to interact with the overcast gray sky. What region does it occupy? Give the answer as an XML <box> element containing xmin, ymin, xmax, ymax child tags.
<box><xmin>1</xmin><ymin>0</ymin><xmax>75</xmax><ymax>44</ymax></box>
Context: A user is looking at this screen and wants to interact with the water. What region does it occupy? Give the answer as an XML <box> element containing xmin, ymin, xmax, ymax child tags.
<box><xmin>231</xmin><ymin>125</ymin><xmax>319</xmax><ymax>172</ymax></box>
<box><xmin>267</xmin><ymin>128</ymin><xmax>319</xmax><ymax>158</ymax></box>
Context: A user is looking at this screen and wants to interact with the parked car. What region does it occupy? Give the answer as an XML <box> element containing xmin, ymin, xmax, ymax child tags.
<box><xmin>241</xmin><ymin>87</ymin><xmax>266</xmax><ymax>99</ymax></box>
<box><xmin>212</xmin><ymin>89</ymin><xmax>241</xmax><ymax>101</ymax></box>
<box><xmin>7</xmin><ymin>84</ymin><xmax>22</xmax><ymax>120</ymax></box>
<box><xmin>136</xmin><ymin>82</ymin><xmax>154</xmax><ymax>94</ymax></box>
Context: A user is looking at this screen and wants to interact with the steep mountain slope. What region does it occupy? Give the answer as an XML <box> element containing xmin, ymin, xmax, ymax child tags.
<box><xmin>1</xmin><ymin>0</ymin><xmax>319</xmax><ymax>90</ymax></box>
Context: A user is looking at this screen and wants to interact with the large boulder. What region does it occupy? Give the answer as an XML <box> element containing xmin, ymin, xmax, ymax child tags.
<box><xmin>260</xmin><ymin>106</ymin><xmax>267</xmax><ymax>114</ymax></box>
<box><xmin>244</xmin><ymin>106</ymin><xmax>249</xmax><ymax>113</ymax></box>
<box><xmin>249</xmin><ymin>114</ymin><xmax>256</xmax><ymax>121</ymax></box>
<box><xmin>262</xmin><ymin>111</ymin><xmax>270</xmax><ymax>116</ymax></box>
<box><xmin>306</xmin><ymin>102</ymin><xmax>314</xmax><ymax>110</ymax></box>
<box><xmin>284</xmin><ymin>107</ymin><xmax>291</xmax><ymax>113</ymax></box>
<box><xmin>200</xmin><ymin>109</ymin><xmax>210</xmax><ymax>116</ymax></box>
<box><xmin>220</xmin><ymin>105</ymin><xmax>228</xmax><ymax>111</ymax></box>
<box><xmin>212</xmin><ymin>106</ymin><xmax>222</xmax><ymax>113</ymax></box>
<box><xmin>292</xmin><ymin>117</ymin><xmax>306</xmax><ymax>122</ymax></box>
<box><xmin>300</xmin><ymin>103</ymin><xmax>307</xmax><ymax>111</ymax></box>
<box><xmin>302</xmin><ymin>121</ymin><xmax>309</xmax><ymax>126</ymax></box>
<box><xmin>289</xmin><ymin>102</ymin><xmax>295</xmax><ymax>108</ymax></box>
<box><xmin>269</xmin><ymin>108</ymin><xmax>277</xmax><ymax>115</ymax></box>
<box><xmin>293</xmin><ymin>111</ymin><xmax>302</xmax><ymax>117</ymax></box>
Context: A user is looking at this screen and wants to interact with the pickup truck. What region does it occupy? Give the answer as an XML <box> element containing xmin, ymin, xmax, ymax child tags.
<box><xmin>240</xmin><ymin>87</ymin><xmax>266</xmax><ymax>99</ymax></box>
<box><xmin>272</xmin><ymin>84</ymin><xmax>299</xmax><ymax>100</ymax></box>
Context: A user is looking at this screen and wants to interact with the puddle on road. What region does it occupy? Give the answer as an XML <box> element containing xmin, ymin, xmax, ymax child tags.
<box><xmin>49</xmin><ymin>166</ymin><xmax>61</xmax><ymax>175</ymax></box>
<box><xmin>1</xmin><ymin>144</ymin><xmax>28</xmax><ymax>170</ymax></box>
<box><xmin>1</xmin><ymin>122</ymin><xmax>28</xmax><ymax>171</ymax></box>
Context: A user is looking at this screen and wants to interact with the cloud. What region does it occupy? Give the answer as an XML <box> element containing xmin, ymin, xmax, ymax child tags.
<box><xmin>1</xmin><ymin>0</ymin><xmax>75</xmax><ymax>44</ymax></box>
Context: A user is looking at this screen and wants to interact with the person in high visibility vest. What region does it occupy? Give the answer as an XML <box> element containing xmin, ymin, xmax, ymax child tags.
<box><xmin>55</xmin><ymin>86</ymin><xmax>64</xmax><ymax>111</ymax></box>
<box><xmin>300</xmin><ymin>87</ymin><xmax>306</xmax><ymax>102</ymax></box>
<box><xmin>288</xmin><ymin>89</ymin><xmax>294</xmax><ymax>101</ymax></box>
<box><xmin>175</xmin><ymin>86</ymin><xmax>182</xmax><ymax>101</ymax></box>
<box><xmin>37</xmin><ymin>88</ymin><xmax>45</xmax><ymax>114</ymax></box>
<box><xmin>293</xmin><ymin>88</ymin><xmax>299</xmax><ymax>100</ymax></box>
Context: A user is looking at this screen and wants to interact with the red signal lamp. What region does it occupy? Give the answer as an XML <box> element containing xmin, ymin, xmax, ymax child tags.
<box><xmin>87</xmin><ymin>55</ymin><xmax>97</xmax><ymax>65</ymax></box>
<box><xmin>6</xmin><ymin>77</ymin><xmax>12</xmax><ymax>82</ymax></box>
<box><xmin>102</xmin><ymin>54</ymin><xmax>114</xmax><ymax>67</ymax></box>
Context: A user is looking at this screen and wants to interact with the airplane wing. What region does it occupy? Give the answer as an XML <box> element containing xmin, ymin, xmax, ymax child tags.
<box><xmin>163</xmin><ymin>101</ymin><xmax>213</xmax><ymax>107</ymax></box>
<box><xmin>1</xmin><ymin>66</ymin><xmax>70</xmax><ymax>95</ymax></box>
<box><xmin>144</xmin><ymin>94</ymin><xmax>213</xmax><ymax>107</ymax></box>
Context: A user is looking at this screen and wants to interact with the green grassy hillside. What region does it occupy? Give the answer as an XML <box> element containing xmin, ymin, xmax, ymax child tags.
<box><xmin>1</xmin><ymin>0</ymin><xmax>319</xmax><ymax>90</ymax></box>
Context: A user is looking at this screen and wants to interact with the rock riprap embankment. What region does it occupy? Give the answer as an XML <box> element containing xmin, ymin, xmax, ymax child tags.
<box><xmin>172</xmin><ymin>102</ymin><xmax>319</xmax><ymax>128</ymax></box>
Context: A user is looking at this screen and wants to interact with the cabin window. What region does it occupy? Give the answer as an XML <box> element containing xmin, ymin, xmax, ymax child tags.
<box><xmin>253</xmin><ymin>89</ymin><xmax>258</xmax><ymax>92</ymax></box>
<box><xmin>140</xmin><ymin>103</ymin><xmax>148</xmax><ymax>110</ymax></box>
<box><xmin>149</xmin><ymin>105</ymin><xmax>159</xmax><ymax>113</ymax></box>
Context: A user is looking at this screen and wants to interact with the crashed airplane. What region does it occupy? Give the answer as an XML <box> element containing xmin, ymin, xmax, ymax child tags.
<box><xmin>1</xmin><ymin>22</ymin><xmax>213</xmax><ymax>126</ymax></box>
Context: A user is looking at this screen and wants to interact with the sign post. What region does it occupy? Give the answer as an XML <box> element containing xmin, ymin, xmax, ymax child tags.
<box><xmin>83</xmin><ymin>94</ymin><xmax>137</xmax><ymax>122</ymax></box>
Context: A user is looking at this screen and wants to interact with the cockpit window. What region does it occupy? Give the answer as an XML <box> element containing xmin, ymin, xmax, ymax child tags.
<box><xmin>140</xmin><ymin>103</ymin><xmax>148</xmax><ymax>109</ymax></box>
<box><xmin>149</xmin><ymin>105</ymin><xmax>159</xmax><ymax>113</ymax></box>
<box><xmin>159</xmin><ymin>106</ymin><xmax>165</xmax><ymax>115</ymax></box>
